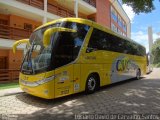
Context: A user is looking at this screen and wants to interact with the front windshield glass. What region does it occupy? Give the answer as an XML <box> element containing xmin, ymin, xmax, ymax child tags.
<box><xmin>21</xmin><ymin>24</ymin><xmax>58</xmax><ymax>74</ymax></box>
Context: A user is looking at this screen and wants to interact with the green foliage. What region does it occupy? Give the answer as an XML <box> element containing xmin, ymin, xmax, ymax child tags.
<box><xmin>156</xmin><ymin>63</ymin><xmax>160</xmax><ymax>67</ymax></box>
<box><xmin>152</xmin><ymin>63</ymin><xmax>160</xmax><ymax>68</ymax></box>
<box><xmin>122</xmin><ymin>0</ymin><xmax>155</xmax><ymax>14</ymax></box>
<box><xmin>151</xmin><ymin>38</ymin><xmax>160</xmax><ymax>65</ymax></box>
<box><xmin>0</xmin><ymin>82</ymin><xmax>19</xmax><ymax>90</ymax></box>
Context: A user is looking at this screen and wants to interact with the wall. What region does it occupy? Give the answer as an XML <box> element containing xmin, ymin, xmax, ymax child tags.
<box><xmin>79</xmin><ymin>12</ymin><xmax>87</xmax><ymax>19</ymax></box>
<box><xmin>95</xmin><ymin>0</ymin><xmax>130</xmax><ymax>37</ymax></box>
<box><xmin>0</xmin><ymin>14</ymin><xmax>41</xmax><ymax>69</ymax></box>
<box><xmin>87</xmin><ymin>13</ymin><xmax>96</xmax><ymax>21</ymax></box>
<box><xmin>0</xmin><ymin>14</ymin><xmax>9</xmax><ymax>25</ymax></box>
<box><xmin>0</xmin><ymin>49</ymin><xmax>23</xmax><ymax>69</ymax></box>
<box><xmin>0</xmin><ymin>14</ymin><xmax>42</xmax><ymax>30</ymax></box>
<box><xmin>109</xmin><ymin>0</ymin><xmax>130</xmax><ymax>38</ymax></box>
<box><xmin>0</xmin><ymin>14</ymin><xmax>9</xmax><ymax>21</ymax></box>
<box><xmin>95</xmin><ymin>0</ymin><xmax>111</xmax><ymax>28</ymax></box>
<box><xmin>0</xmin><ymin>49</ymin><xmax>9</xmax><ymax>69</ymax></box>
<box><xmin>8</xmin><ymin>49</ymin><xmax>23</xmax><ymax>70</ymax></box>
<box><xmin>111</xmin><ymin>5</ymin><xmax>127</xmax><ymax>36</ymax></box>
<box><xmin>9</xmin><ymin>14</ymin><xmax>42</xmax><ymax>31</ymax></box>
<box><xmin>0</xmin><ymin>49</ymin><xmax>9</xmax><ymax>57</ymax></box>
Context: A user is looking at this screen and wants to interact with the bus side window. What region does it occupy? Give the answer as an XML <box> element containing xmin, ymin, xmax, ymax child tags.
<box><xmin>87</xmin><ymin>28</ymin><xmax>146</xmax><ymax>57</ymax></box>
<box><xmin>87</xmin><ymin>29</ymin><xmax>106</xmax><ymax>51</ymax></box>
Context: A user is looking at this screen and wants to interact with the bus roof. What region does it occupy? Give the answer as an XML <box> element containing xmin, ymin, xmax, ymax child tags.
<box><xmin>35</xmin><ymin>18</ymin><xmax>145</xmax><ymax>49</ymax></box>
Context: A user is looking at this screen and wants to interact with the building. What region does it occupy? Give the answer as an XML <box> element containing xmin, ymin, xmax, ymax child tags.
<box><xmin>0</xmin><ymin>0</ymin><xmax>130</xmax><ymax>81</ymax></box>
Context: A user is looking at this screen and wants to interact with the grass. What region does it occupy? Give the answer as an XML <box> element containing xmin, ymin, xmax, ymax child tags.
<box><xmin>152</xmin><ymin>63</ymin><xmax>160</xmax><ymax>68</ymax></box>
<box><xmin>0</xmin><ymin>82</ymin><xmax>19</xmax><ymax>90</ymax></box>
<box><xmin>156</xmin><ymin>63</ymin><xmax>160</xmax><ymax>67</ymax></box>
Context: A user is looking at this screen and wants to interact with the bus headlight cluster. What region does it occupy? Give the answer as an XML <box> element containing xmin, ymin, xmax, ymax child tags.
<box><xmin>20</xmin><ymin>75</ymin><xmax>55</xmax><ymax>87</ymax></box>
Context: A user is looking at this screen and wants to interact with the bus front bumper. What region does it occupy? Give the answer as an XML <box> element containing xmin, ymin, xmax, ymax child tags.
<box><xmin>19</xmin><ymin>80</ymin><xmax>55</xmax><ymax>99</ymax></box>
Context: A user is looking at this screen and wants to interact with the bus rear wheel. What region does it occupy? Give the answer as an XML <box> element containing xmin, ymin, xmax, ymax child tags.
<box><xmin>136</xmin><ymin>69</ymin><xmax>141</xmax><ymax>80</ymax></box>
<box><xmin>85</xmin><ymin>74</ymin><xmax>99</xmax><ymax>94</ymax></box>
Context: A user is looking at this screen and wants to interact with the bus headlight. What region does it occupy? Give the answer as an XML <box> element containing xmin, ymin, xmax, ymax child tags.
<box><xmin>20</xmin><ymin>75</ymin><xmax>55</xmax><ymax>87</ymax></box>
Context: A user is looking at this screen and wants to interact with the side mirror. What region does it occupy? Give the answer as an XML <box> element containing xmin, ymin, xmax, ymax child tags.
<box><xmin>43</xmin><ymin>27</ymin><xmax>77</xmax><ymax>47</ymax></box>
<box><xmin>86</xmin><ymin>47</ymin><xmax>97</xmax><ymax>53</ymax></box>
<box><xmin>12</xmin><ymin>39</ymin><xmax>30</xmax><ymax>54</ymax></box>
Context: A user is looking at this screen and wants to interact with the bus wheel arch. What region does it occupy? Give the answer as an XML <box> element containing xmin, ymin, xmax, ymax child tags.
<box><xmin>136</xmin><ymin>68</ymin><xmax>141</xmax><ymax>80</ymax></box>
<box><xmin>85</xmin><ymin>72</ymin><xmax>100</xmax><ymax>94</ymax></box>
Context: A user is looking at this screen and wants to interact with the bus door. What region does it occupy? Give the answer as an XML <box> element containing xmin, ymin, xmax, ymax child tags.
<box><xmin>54</xmin><ymin>64</ymin><xmax>81</xmax><ymax>98</ymax></box>
<box><xmin>42</xmin><ymin>25</ymin><xmax>86</xmax><ymax>98</ymax></box>
<box><xmin>53</xmin><ymin>30</ymin><xmax>77</xmax><ymax>98</ymax></box>
<box><xmin>54</xmin><ymin>64</ymin><xmax>74</xmax><ymax>98</ymax></box>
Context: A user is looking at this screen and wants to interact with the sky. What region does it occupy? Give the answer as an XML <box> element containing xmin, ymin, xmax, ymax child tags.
<box><xmin>122</xmin><ymin>0</ymin><xmax>160</xmax><ymax>52</ymax></box>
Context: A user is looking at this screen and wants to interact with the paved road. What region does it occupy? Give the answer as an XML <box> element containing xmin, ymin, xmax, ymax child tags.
<box><xmin>0</xmin><ymin>68</ymin><xmax>160</xmax><ymax>120</ymax></box>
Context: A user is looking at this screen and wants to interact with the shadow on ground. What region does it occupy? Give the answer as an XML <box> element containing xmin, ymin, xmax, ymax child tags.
<box><xmin>14</xmin><ymin>77</ymin><xmax>160</xmax><ymax>120</ymax></box>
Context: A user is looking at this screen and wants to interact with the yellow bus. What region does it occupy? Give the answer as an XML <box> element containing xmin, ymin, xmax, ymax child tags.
<box><xmin>13</xmin><ymin>18</ymin><xmax>146</xmax><ymax>99</ymax></box>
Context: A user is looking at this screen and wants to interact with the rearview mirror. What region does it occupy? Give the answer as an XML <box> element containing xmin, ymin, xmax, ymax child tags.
<box><xmin>12</xmin><ymin>39</ymin><xmax>30</xmax><ymax>54</ymax></box>
<box><xmin>43</xmin><ymin>27</ymin><xmax>77</xmax><ymax>47</ymax></box>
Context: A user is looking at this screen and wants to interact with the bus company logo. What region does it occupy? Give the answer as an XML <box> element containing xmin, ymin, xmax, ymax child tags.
<box><xmin>116</xmin><ymin>57</ymin><xmax>130</xmax><ymax>71</ymax></box>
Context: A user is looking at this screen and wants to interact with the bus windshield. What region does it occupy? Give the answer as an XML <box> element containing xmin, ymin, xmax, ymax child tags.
<box><xmin>21</xmin><ymin>27</ymin><xmax>53</xmax><ymax>74</ymax></box>
<box><xmin>21</xmin><ymin>22</ymin><xmax>90</xmax><ymax>74</ymax></box>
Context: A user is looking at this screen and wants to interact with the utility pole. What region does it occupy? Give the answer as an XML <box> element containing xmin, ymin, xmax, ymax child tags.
<box><xmin>148</xmin><ymin>26</ymin><xmax>153</xmax><ymax>55</ymax></box>
<box><xmin>43</xmin><ymin>0</ymin><xmax>47</xmax><ymax>24</ymax></box>
<box><xmin>147</xmin><ymin>26</ymin><xmax>153</xmax><ymax>71</ymax></box>
<box><xmin>157</xmin><ymin>32</ymin><xmax>160</xmax><ymax>36</ymax></box>
<box><xmin>74</xmin><ymin>0</ymin><xmax>78</xmax><ymax>18</ymax></box>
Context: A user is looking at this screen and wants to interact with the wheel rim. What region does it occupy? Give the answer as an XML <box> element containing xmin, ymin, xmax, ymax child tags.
<box><xmin>88</xmin><ymin>77</ymin><xmax>96</xmax><ymax>91</ymax></box>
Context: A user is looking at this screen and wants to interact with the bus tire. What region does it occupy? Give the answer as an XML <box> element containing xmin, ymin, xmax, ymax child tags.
<box><xmin>85</xmin><ymin>74</ymin><xmax>99</xmax><ymax>94</ymax></box>
<box><xmin>136</xmin><ymin>69</ymin><xmax>141</xmax><ymax>80</ymax></box>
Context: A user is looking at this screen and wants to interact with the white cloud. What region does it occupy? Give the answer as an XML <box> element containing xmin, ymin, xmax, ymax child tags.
<box><xmin>131</xmin><ymin>31</ymin><xmax>159</xmax><ymax>52</ymax></box>
<box><xmin>122</xmin><ymin>4</ymin><xmax>135</xmax><ymax>22</ymax></box>
<box><xmin>138</xmin><ymin>26</ymin><xmax>148</xmax><ymax>31</ymax></box>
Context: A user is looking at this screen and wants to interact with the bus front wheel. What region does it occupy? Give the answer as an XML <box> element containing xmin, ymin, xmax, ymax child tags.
<box><xmin>85</xmin><ymin>74</ymin><xmax>99</xmax><ymax>94</ymax></box>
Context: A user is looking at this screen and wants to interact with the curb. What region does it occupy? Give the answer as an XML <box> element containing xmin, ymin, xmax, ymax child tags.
<box><xmin>0</xmin><ymin>88</ymin><xmax>23</xmax><ymax>97</ymax></box>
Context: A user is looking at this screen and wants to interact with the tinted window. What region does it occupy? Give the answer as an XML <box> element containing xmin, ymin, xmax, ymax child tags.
<box><xmin>88</xmin><ymin>28</ymin><xmax>146</xmax><ymax>56</ymax></box>
<box><xmin>53</xmin><ymin>22</ymin><xmax>90</xmax><ymax>68</ymax></box>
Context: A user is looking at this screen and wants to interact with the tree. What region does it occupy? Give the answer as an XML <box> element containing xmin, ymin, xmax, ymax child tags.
<box><xmin>122</xmin><ymin>0</ymin><xmax>155</xmax><ymax>14</ymax></box>
<box><xmin>151</xmin><ymin>38</ymin><xmax>160</xmax><ymax>65</ymax></box>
